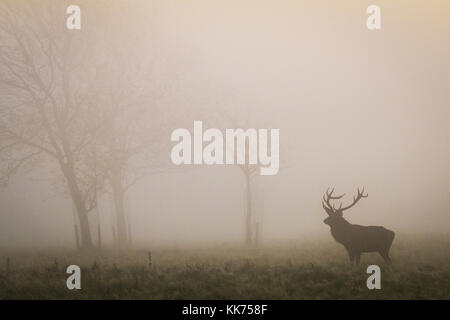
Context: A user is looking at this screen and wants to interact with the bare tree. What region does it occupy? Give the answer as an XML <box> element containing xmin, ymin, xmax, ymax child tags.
<box><xmin>97</xmin><ymin>86</ymin><xmax>169</xmax><ymax>247</ymax></box>
<box><xmin>241</xmin><ymin>163</ymin><xmax>259</xmax><ymax>246</ymax></box>
<box><xmin>0</xmin><ymin>1</ymin><xmax>106</xmax><ymax>248</ymax></box>
<box><xmin>208</xmin><ymin>110</ymin><xmax>269</xmax><ymax>246</ymax></box>
<box><xmin>206</xmin><ymin>104</ymin><xmax>287</xmax><ymax>246</ymax></box>
<box><xmin>90</xmin><ymin>10</ymin><xmax>170</xmax><ymax>248</ymax></box>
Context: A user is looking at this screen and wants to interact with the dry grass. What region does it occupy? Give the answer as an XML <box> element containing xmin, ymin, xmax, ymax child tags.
<box><xmin>0</xmin><ymin>234</ymin><xmax>449</xmax><ymax>299</ymax></box>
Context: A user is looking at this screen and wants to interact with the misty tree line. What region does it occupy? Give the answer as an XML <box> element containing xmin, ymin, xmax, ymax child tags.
<box><xmin>0</xmin><ymin>1</ymin><xmax>165</xmax><ymax>249</ymax></box>
<box><xmin>0</xmin><ymin>1</ymin><xmax>265</xmax><ymax>249</ymax></box>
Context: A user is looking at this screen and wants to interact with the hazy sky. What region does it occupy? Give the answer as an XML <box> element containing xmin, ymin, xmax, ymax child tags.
<box><xmin>0</xmin><ymin>0</ymin><xmax>449</xmax><ymax>247</ymax></box>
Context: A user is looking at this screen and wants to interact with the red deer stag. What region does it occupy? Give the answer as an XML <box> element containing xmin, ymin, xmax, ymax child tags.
<box><xmin>322</xmin><ymin>188</ymin><xmax>395</xmax><ymax>265</ymax></box>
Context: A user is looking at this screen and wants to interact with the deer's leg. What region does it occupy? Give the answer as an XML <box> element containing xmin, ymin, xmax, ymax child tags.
<box><xmin>379</xmin><ymin>250</ymin><xmax>392</xmax><ymax>264</ymax></box>
<box><xmin>347</xmin><ymin>250</ymin><xmax>355</xmax><ymax>265</ymax></box>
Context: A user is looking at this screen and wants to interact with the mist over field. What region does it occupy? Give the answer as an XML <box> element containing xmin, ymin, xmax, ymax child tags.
<box><xmin>0</xmin><ymin>0</ymin><xmax>449</xmax><ymax>252</ymax></box>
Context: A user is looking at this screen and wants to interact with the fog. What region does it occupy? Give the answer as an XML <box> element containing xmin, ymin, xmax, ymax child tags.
<box><xmin>0</xmin><ymin>0</ymin><xmax>449</xmax><ymax>248</ymax></box>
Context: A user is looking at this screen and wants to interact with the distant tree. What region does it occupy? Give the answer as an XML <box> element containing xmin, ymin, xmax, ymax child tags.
<box><xmin>90</xmin><ymin>10</ymin><xmax>170</xmax><ymax>248</ymax></box>
<box><xmin>210</xmin><ymin>108</ymin><xmax>284</xmax><ymax>246</ymax></box>
<box><xmin>241</xmin><ymin>163</ymin><xmax>259</xmax><ymax>246</ymax></box>
<box><xmin>208</xmin><ymin>110</ymin><xmax>265</xmax><ymax>246</ymax></box>
<box><xmin>95</xmin><ymin>70</ymin><xmax>169</xmax><ymax>248</ymax></box>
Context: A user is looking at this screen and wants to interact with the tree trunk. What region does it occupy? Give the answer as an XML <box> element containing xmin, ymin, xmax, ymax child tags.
<box><xmin>112</xmin><ymin>226</ymin><xmax>117</xmax><ymax>246</ymax></box>
<box><xmin>255</xmin><ymin>222</ymin><xmax>260</xmax><ymax>247</ymax></box>
<box><xmin>97</xmin><ymin>224</ymin><xmax>102</xmax><ymax>249</ymax></box>
<box><xmin>62</xmin><ymin>163</ymin><xmax>93</xmax><ymax>249</ymax></box>
<box><xmin>245</xmin><ymin>169</ymin><xmax>253</xmax><ymax>246</ymax></box>
<box><xmin>127</xmin><ymin>223</ymin><xmax>132</xmax><ymax>245</ymax></box>
<box><xmin>74</xmin><ymin>224</ymin><xmax>80</xmax><ymax>249</ymax></box>
<box><xmin>77</xmin><ymin>207</ymin><xmax>93</xmax><ymax>249</ymax></box>
<box><xmin>111</xmin><ymin>171</ymin><xmax>128</xmax><ymax>247</ymax></box>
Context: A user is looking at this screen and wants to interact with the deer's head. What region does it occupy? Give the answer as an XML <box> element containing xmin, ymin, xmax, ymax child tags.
<box><xmin>322</xmin><ymin>187</ymin><xmax>368</xmax><ymax>226</ymax></box>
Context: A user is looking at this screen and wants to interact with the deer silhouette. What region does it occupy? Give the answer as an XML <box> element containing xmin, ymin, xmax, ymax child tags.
<box><xmin>322</xmin><ymin>188</ymin><xmax>395</xmax><ymax>265</ymax></box>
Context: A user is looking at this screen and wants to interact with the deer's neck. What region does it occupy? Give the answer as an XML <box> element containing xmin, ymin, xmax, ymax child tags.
<box><xmin>330</xmin><ymin>219</ymin><xmax>352</xmax><ymax>244</ymax></box>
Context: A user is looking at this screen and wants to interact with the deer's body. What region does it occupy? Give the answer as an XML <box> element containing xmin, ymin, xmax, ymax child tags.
<box><xmin>322</xmin><ymin>188</ymin><xmax>395</xmax><ymax>265</ymax></box>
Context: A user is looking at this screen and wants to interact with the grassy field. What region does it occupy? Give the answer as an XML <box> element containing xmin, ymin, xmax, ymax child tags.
<box><xmin>0</xmin><ymin>234</ymin><xmax>449</xmax><ymax>299</ymax></box>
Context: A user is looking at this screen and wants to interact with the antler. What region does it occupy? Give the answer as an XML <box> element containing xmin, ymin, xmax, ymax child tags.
<box><xmin>339</xmin><ymin>187</ymin><xmax>368</xmax><ymax>212</ymax></box>
<box><xmin>322</xmin><ymin>187</ymin><xmax>345</xmax><ymax>215</ymax></box>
